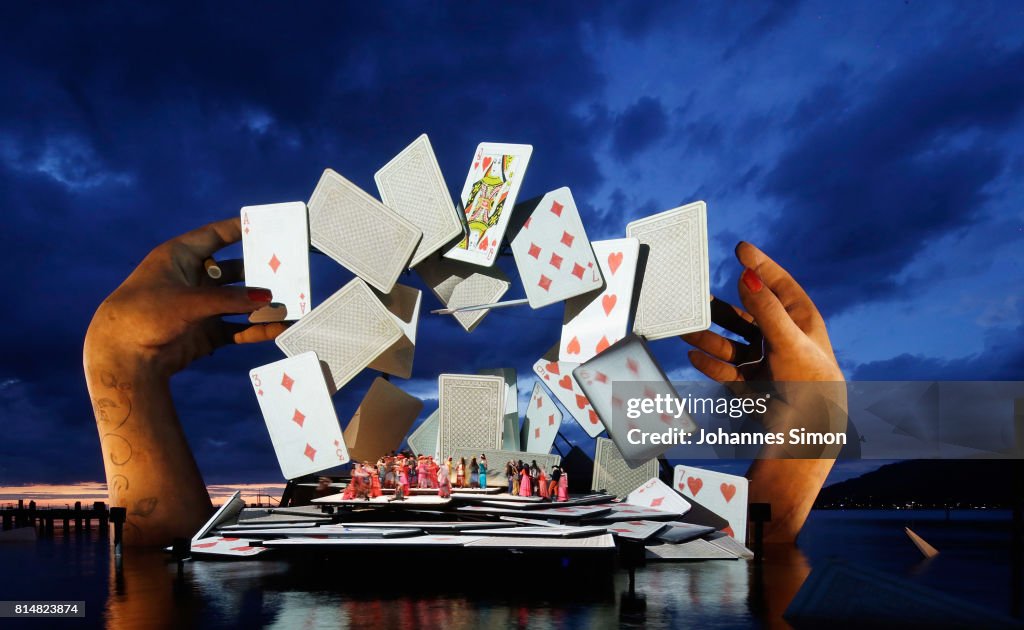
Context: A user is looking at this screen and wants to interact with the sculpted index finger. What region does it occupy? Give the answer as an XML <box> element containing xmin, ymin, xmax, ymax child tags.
<box><xmin>734</xmin><ymin>241</ymin><xmax>816</xmax><ymax>313</ymax></box>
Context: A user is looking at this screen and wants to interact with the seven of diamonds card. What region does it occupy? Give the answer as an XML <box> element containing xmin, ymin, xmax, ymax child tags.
<box><xmin>250</xmin><ymin>351</ymin><xmax>350</xmax><ymax>480</ymax></box>
<box><xmin>510</xmin><ymin>187</ymin><xmax>603</xmax><ymax>308</ymax></box>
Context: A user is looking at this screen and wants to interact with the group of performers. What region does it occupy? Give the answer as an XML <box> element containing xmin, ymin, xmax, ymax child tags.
<box><xmin>336</xmin><ymin>452</ymin><xmax>570</xmax><ymax>502</ymax></box>
<box><xmin>505</xmin><ymin>459</ymin><xmax>569</xmax><ymax>501</ymax></box>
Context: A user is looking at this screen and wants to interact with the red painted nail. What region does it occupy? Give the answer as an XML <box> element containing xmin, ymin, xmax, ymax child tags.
<box><xmin>741</xmin><ymin>268</ymin><xmax>763</xmax><ymax>293</ymax></box>
<box><xmin>248</xmin><ymin>288</ymin><xmax>273</xmax><ymax>303</ymax></box>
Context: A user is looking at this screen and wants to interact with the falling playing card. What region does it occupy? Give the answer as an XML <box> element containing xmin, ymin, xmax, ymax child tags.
<box><xmin>375</xmin><ymin>134</ymin><xmax>466</xmax><ymax>268</ymax></box>
<box><xmin>414</xmin><ymin>252</ymin><xmax>511</xmax><ymax>332</ymax></box>
<box><xmin>532</xmin><ymin>357</ymin><xmax>604</xmax><ymax>438</ymax></box>
<box><xmin>521</xmin><ymin>382</ymin><xmax>562</xmax><ymax>454</ymax></box>
<box><xmin>443</xmin><ymin>142</ymin><xmax>533</xmax><ymax>267</ymax></box>
<box><xmin>190</xmin><ymin>537</ymin><xmax>268</xmax><ymax>557</ymax></box>
<box><xmin>241</xmin><ymin>202</ymin><xmax>311</xmax><ymax>323</ymax></box>
<box><xmin>343</xmin><ymin>377</ymin><xmax>424</xmax><ymax>462</ymax></box>
<box><xmin>367</xmin><ymin>283</ymin><xmax>422</xmax><ymax>379</ymax></box>
<box><xmin>275</xmin><ymin>278</ymin><xmax>402</xmax><ymax>391</ymax></box>
<box><xmin>510</xmin><ymin>187</ymin><xmax>603</xmax><ymax>308</ymax></box>
<box><xmin>250</xmin><ymin>351</ymin><xmax>350</xmax><ymax>480</ymax></box>
<box><xmin>559</xmin><ymin>238</ymin><xmax>639</xmax><ymax>362</ymax></box>
<box><xmin>436</xmin><ymin>374</ymin><xmax>505</xmax><ymax>459</ymax></box>
<box><xmin>627</xmin><ymin>201</ymin><xmax>711</xmax><ymax>339</ymax></box>
<box><xmin>673</xmin><ymin>465</ymin><xmax>749</xmax><ymax>542</ymax></box>
<box><xmin>478</xmin><ymin>368</ymin><xmax>520</xmax><ymax>451</ymax></box>
<box><xmin>406</xmin><ymin>409</ymin><xmax>440</xmax><ymax>458</ymax></box>
<box><xmin>626</xmin><ymin>477</ymin><xmax>692</xmax><ymax>515</ymax></box>
<box><xmin>308</xmin><ymin>168</ymin><xmax>422</xmax><ymax>293</ymax></box>
<box><xmin>574</xmin><ymin>334</ymin><xmax>696</xmax><ymax>467</ymax></box>
<box><xmin>591</xmin><ymin>438</ymin><xmax>659</xmax><ymax>499</ymax></box>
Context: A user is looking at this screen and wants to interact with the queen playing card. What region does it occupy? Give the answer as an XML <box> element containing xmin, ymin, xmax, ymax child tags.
<box><xmin>443</xmin><ymin>142</ymin><xmax>532</xmax><ymax>267</ymax></box>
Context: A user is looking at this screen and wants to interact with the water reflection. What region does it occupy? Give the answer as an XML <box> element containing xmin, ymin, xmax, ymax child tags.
<box><xmin>11</xmin><ymin>510</ymin><xmax>1016</xmax><ymax>629</ymax></box>
<box><xmin>96</xmin><ymin>542</ymin><xmax>813</xmax><ymax>629</ymax></box>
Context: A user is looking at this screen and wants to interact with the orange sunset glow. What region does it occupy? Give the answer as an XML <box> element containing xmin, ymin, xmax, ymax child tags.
<box><xmin>0</xmin><ymin>482</ymin><xmax>287</xmax><ymax>508</ymax></box>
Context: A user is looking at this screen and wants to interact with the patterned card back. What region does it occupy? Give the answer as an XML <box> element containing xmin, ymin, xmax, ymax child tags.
<box><xmin>375</xmin><ymin>135</ymin><xmax>465</xmax><ymax>268</ymax></box>
<box><xmin>626</xmin><ymin>201</ymin><xmax>710</xmax><ymax>339</ymax></box>
<box><xmin>275</xmin><ymin>278</ymin><xmax>402</xmax><ymax>391</ymax></box>
<box><xmin>592</xmin><ymin>437</ymin><xmax>659</xmax><ymax>499</ymax></box>
<box><xmin>436</xmin><ymin>374</ymin><xmax>505</xmax><ymax>459</ymax></box>
<box><xmin>308</xmin><ymin>168</ymin><xmax>422</xmax><ymax>293</ymax></box>
<box><xmin>414</xmin><ymin>254</ymin><xmax>510</xmax><ymax>332</ymax></box>
<box><xmin>406</xmin><ymin>409</ymin><xmax>440</xmax><ymax>458</ymax></box>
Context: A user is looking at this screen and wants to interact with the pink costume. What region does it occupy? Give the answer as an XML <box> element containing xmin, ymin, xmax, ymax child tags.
<box><xmin>428</xmin><ymin>458</ymin><xmax>440</xmax><ymax>489</ymax></box>
<box><xmin>519</xmin><ymin>468</ymin><xmax>533</xmax><ymax>497</ymax></box>
<box><xmin>557</xmin><ymin>472</ymin><xmax>569</xmax><ymax>502</ymax></box>
<box><xmin>537</xmin><ymin>471</ymin><xmax>549</xmax><ymax>499</ymax></box>
<box><xmin>437</xmin><ymin>465</ymin><xmax>451</xmax><ymax>498</ymax></box>
<box><xmin>398</xmin><ymin>463</ymin><xmax>410</xmax><ymax>494</ymax></box>
<box><xmin>417</xmin><ymin>459</ymin><xmax>430</xmax><ymax>488</ymax></box>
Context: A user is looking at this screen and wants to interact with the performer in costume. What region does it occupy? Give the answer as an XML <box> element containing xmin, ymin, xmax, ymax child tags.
<box><xmin>437</xmin><ymin>462</ymin><xmax>452</xmax><ymax>498</ymax></box>
<box><xmin>469</xmin><ymin>457</ymin><xmax>479</xmax><ymax>488</ymax></box>
<box><xmin>519</xmin><ymin>464</ymin><xmax>532</xmax><ymax>497</ymax></box>
<box><xmin>479</xmin><ymin>454</ymin><xmax>488</xmax><ymax>488</ymax></box>
<box><xmin>456</xmin><ymin>457</ymin><xmax>466</xmax><ymax>488</ymax></box>
<box><xmin>557</xmin><ymin>470</ymin><xmax>569</xmax><ymax>502</ymax></box>
<box><xmin>537</xmin><ymin>466</ymin><xmax>549</xmax><ymax>499</ymax></box>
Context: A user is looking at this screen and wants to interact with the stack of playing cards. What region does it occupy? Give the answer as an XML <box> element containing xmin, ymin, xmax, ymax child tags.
<box><xmin>235</xmin><ymin>133</ymin><xmax>715</xmax><ymax>483</ymax></box>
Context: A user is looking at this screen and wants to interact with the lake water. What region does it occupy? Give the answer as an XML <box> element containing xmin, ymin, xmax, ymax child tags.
<box><xmin>0</xmin><ymin>509</ymin><xmax>1019</xmax><ymax>628</ymax></box>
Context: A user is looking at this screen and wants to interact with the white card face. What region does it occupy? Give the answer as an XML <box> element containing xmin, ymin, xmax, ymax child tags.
<box><xmin>375</xmin><ymin>134</ymin><xmax>465</xmax><ymax>268</ymax></box>
<box><xmin>510</xmin><ymin>187</ymin><xmax>603</xmax><ymax>308</ymax></box>
<box><xmin>241</xmin><ymin>202</ymin><xmax>311</xmax><ymax>322</ymax></box>
<box><xmin>250</xmin><ymin>351</ymin><xmax>350</xmax><ymax>480</ymax></box>
<box><xmin>308</xmin><ymin>168</ymin><xmax>422</xmax><ymax>293</ymax></box>
<box><xmin>673</xmin><ymin>465</ymin><xmax>749</xmax><ymax>542</ymax></box>
<box><xmin>522</xmin><ymin>382</ymin><xmax>562</xmax><ymax>453</ymax></box>
<box><xmin>574</xmin><ymin>335</ymin><xmax>695</xmax><ymax>466</ymax></box>
<box><xmin>532</xmin><ymin>358</ymin><xmax>603</xmax><ymax>438</ymax></box>
<box><xmin>191</xmin><ymin>536</ymin><xmax>268</xmax><ymax>557</ymax></box>
<box><xmin>626</xmin><ymin>477</ymin><xmax>692</xmax><ymax>515</ymax></box>
<box><xmin>275</xmin><ymin>278</ymin><xmax>402</xmax><ymax>391</ymax></box>
<box><xmin>559</xmin><ymin>238</ymin><xmax>639</xmax><ymax>362</ymax></box>
<box><xmin>443</xmin><ymin>142</ymin><xmax>533</xmax><ymax>267</ymax></box>
<box><xmin>627</xmin><ymin>201</ymin><xmax>711</xmax><ymax>339</ymax></box>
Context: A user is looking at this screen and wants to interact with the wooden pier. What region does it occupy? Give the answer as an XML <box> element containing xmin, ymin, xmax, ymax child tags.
<box><xmin>2</xmin><ymin>499</ymin><xmax>110</xmax><ymax>534</ymax></box>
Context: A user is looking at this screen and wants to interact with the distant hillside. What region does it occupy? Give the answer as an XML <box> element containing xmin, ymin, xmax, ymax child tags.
<box><xmin>815</xmin><ymin>460</ymin><xmax>1023</xmax><ymax>508</ymax></box>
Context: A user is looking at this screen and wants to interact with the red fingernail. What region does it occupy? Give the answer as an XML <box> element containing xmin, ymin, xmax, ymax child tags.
<box><xmin>248</xmin><ymin>288</ymin><xmax>273</xmax><ymax>303</ymax></box>
<box><xmin>741</xmin><ymin>268</ymin><xmax>763</xmax><ymax>293</ymax></box>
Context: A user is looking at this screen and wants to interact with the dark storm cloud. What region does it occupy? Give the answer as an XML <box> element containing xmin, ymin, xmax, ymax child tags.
<box><xmin>720</xmin><ymin>0</ymin><xmax>801</xmax><ymax>61</ymax></box>
<box><xmin>611</xmin><ymin>97</ymin><xmax>669</xmax><ymax>161</ymax></box>
<box><xmin>758</xmin><ymin>41</ymin><xmax>1024</xmax><ymax>317</ymax></box>
<box><xmin>0</xmin><ymin>3</ymin><xmax>613</xmax><ymax>482</ymax></box>
<box><xmin>850</xmin><ymin>302</ymin><xmax>1024</xmax><ymax>380</ymax></box>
